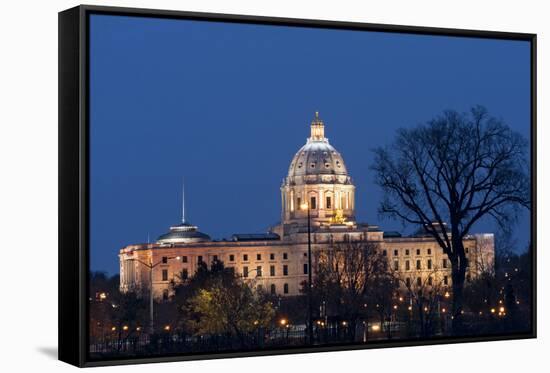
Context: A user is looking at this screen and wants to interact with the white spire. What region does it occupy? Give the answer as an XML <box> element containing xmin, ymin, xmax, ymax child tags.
<box><xmin>181</xmin><ymin>178</ymin><xmax>186</xmax><ymax>223</ymax></box>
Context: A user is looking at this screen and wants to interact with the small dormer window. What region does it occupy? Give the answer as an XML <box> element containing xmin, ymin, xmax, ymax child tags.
<box><xmin>298</xmin><ymin>162</ymin><xmax>303</xmax><ymax>168</ymax></box>
<box><xmin>310</xmin><ymin>163</ymin><xmax>316</xmax><ymax>168</ymax></box>
<box><xmin>325</xmin><ymin>163</ymin><xmax>330</xmax><ymax>168</ymax></box>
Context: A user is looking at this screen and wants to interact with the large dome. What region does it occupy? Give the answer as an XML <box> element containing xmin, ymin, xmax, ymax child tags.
<box><xmin>280</xmin><ymin>112</ymin><xmax>356</xmax><ymax>229</ymax></box>
<box><xmin>288</xmin><ymin>141</ymin><xmax>348</xmax><ymax>178</ymax></box>
<box><xmin>286</xmin><ymin>112</ymin><xmax>351</xmax><ymax>185</ymax></box>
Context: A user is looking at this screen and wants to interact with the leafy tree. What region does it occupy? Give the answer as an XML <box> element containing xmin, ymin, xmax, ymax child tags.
<box><xmin>171</xmin><ymin>259</ymin><xmax>275</xmax><ymax>346</ymax></box>
<box><xmin>185</xmin><ymin>280</ymin><xmax>274</xmax><ymax>344</ymax></box>
<box><xmin>371</xmin><ymin>106</ymin><xmax>530</xmax><ymax>333</ymax></box>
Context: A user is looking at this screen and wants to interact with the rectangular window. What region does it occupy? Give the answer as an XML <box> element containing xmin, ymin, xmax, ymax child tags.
<box><xmin>303</xmin><ymin>263</ymin><xmax>308</xmax><ymax>274</ymax></box>
<box><xmin>310</xmin><ymin>196</ymin><xmax>317</xmax><ymax>209</ymax></box>
<box><xmin>198</xmin><ymin>255</ymin><xmax>203</xmax><ymax>264</ymax></box>
<box><xmin>416</xmin><ymin>249</ymin><xmax>421</xmax><ymax>255</ymax></box>
<box><xmin>393</xmin><ymin>260</ymin><xmax>399</xmax><ymax>271</ymax></box>
<box><xmin>181</xmin><ymin>256</ymin><xmax>188</xmax><ymax>263</ymax></box>
<box><xmin>270</xmin><ymin>265</ymin><xmax>275</xmax><ymax>276</ymax></box>
<box><xmin>326</xmin><ymin>196</ymin><xmax>332</xmax><ymax>209</ymax></box>
<box><xmin>394</xmin><ymin>249</ymin><xmax>399</xmax><ymax>256</ymax></box>
<box><xmin>297</xmin><ymin>197</ymin><xmax>301</xmax><ymax>208</ymax></box>
<box><xmin>229</xmin><ymin>254</ymin><xmax>235</xmax><ymax>262</ymax></box>
<box><xmin>427</xmin><ymin>259</ymin><xmax>432</xmax><ymax>269</ymax></box>
<box><xmin>416</xmin><ymin>260</ymin><xmax>421</xmax><ymax>270</ymax></box>
<box><xmin>442</xmin><ymin>259</ymin><xmax>448</xmax><ymax>268</ymax></box>
<box><xmin>256</xmin><ymin>266</ymin><xmax>262</xmax><ymax>277</ymax></box>
<box><xmin>213</xmin><ymin>255</ymin><xmax>218</xmax><ymax>262</ymax></box>
<box><xmin>162</xmin><ymin>269</ymin><xmax>168</xmax><ymax>281</ymax></box>
<box><xmin>428</xmin><ymin>277</ymin><xmax>433</xmax><ymax>286</ymax></box>
<box><xmin>162</xmin><ymin>256</ymin><xmax>168</xmax><ymax>264</ymax></box>
<box><xmin>270</xmin><ymin>284</ymin><xmax>276</xmax><ymax>295</ymax></box>
<box><xmin>257</xmin><ymin>253</ymin><xmax>262</xmax><ymax>261</ymax></box>
<box><xmin>283</xmin><ymin>265</ymin><xmax>288</xmax><ymax>276</ymax></box>
<box><xmin>163</xmin><ymin>289</ymin><xmax>169</xmax><ymax>301</ymax></box>
<box><xmin>405</xmin><ymin>249</ymin><xmax>410</xmax><ymax>256</ymax></box>
<box><xmin>405</xmin><ymin>260</ymin><xmax>410</xmax><ymax>271</ymax></box>
<box><xmin>406</xmin><ymin>278</ymin><xmax>411</xmax><ymax>287</ymax></box>
<box><xmin>444</xmin><ymin>276</ymin><xmax>448</xmax><ymax>285</ymax></box>
<box><xmin>283</xmin><ymin>253</ymin><xmax>288</xmax><ymax>260</ymax></box>
<box><xmin>427</xmin><ymin>248</ymin><xmax>432</xmax><ymax>255</ymax></box>
<box><xmin>243</xmin><ymin>266</ymin><xmax>249</xmax><ymax>278</ymax></box>
<box><xmin>270</xmin><ymin>253</ymin><xmax>275</xmax><ymax>260</ymax></box>
<box><xmin>284</xmin><ymin>283</ymin><xmax>289</xmax><ymax>294</ymax></box>
<box><xmin>243</xmin><ymin>254</ymin><xmax>248</xmax><ymax>261</ymax></box>
<box><xmin>417</xmin><ymin>277</ymin><xmax>422</xmax><ymax>286</ymax></box>
<box><xmin>382</xmin><ymin>250</ymin><xmax>387</xmax><ymax>256</ymax></box>
<box><xmin>465</xmin><ymin>247</ymin><xmax>469</xmax><ymax>254</ymax></box>
<box><xmin>181</xmin><ymin>269</ymin><xmax>188</xmax><ymax>280</ymax></box>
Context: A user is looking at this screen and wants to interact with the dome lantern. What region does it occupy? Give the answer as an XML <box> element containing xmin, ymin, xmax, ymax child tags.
<box><xmin>310</xmin><ymin>111</ymin><xmax>326</xmax><ymax>142</ymax></box>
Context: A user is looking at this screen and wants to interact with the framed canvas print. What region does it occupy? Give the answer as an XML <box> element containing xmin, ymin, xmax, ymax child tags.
<box><xmin>58</xmin><ymin>5</ymin><xmax>536</xmax><ymax>367</ymax></box>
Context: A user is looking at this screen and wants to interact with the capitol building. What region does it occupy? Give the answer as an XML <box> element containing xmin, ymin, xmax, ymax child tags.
<box><xmin>119</xmin><ymin>113</ymin><xmax>494</xmax><ymax>299</ymax></box>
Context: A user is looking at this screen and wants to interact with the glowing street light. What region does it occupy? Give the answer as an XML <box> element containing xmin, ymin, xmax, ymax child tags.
<box><xmin>300</xmin><ymin>201</ymin><xmax>313</xmax><ymax>345</ymax></box>
<box><xmin>371</xmin><ymin>324</ymin><xmax>381</xmax><ymax>332</ymax></box>
<box><xmin>122</xmin><ymin>325</ymin><xmax>129</xmax><ymax>331</ymax></box>
<box><xmin>279</xmin><ymin>318</ymin><xmax>288</xmax><ymax>327</ymax></box>
<box><xmin>128</xmin><ymin>255</ymin><xmax>180</xmax><ymax>334</ymax></box>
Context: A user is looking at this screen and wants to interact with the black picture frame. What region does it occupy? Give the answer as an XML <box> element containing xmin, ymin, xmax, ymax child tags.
<box><xmin>58</xmin><ymin>4</ymin><xmax>537</xmax><ymax>367</ymax></box>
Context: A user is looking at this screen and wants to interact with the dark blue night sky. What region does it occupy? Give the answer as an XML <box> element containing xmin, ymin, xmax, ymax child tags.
<box><xmin>89</xmin><ymin>14</ymin><xmax>531</xmax><ymax>275</ymax></box>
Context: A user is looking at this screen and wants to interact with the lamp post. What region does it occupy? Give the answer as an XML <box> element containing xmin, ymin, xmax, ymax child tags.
<box><xmin>300</xmin><ymin>201</ymin><xmax>313</xmax><ymax>345</ymax></box>
<box><xmin>129</xmin><ymin>255</ymin><xmax>180</xmax><ymax>335</ymax></box>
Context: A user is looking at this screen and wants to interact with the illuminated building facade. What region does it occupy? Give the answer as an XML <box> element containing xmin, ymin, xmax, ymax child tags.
<box><xmin>119</xmin><ymin>113</ymin><xmax>494</xmax><ymax>298</ymax></box>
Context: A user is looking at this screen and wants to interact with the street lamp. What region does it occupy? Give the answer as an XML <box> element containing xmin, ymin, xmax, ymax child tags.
<box><xmin>300</xmin><ymin>201</ymin><xmax>313</xmax><ymax>345</ymax></box>
<box><xmin>129</xmin><ymin>255</ymin><xmax>181</xmax><ymax>335</ymax></box>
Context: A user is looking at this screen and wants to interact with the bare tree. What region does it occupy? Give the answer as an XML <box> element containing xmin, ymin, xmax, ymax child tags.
<box><xmin>395</xmin><ymin>268</ymin><xmax>448</xmax><ymax>337</ymax></box>
<box><xmin>371</xmin><ymin>106</ymin><xmax>529</xmax><ymax>332</ymax></box>
<box><xmin>313</xmin><ymin>241</ymin><xmax>394</xmax><ymax>340</ymax></box>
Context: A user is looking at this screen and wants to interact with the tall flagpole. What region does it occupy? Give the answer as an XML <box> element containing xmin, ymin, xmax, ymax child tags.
<box><xmin>182</xmin><ymin>177</ymin><xmax>185</xmax><ymax>223</ymax></box>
